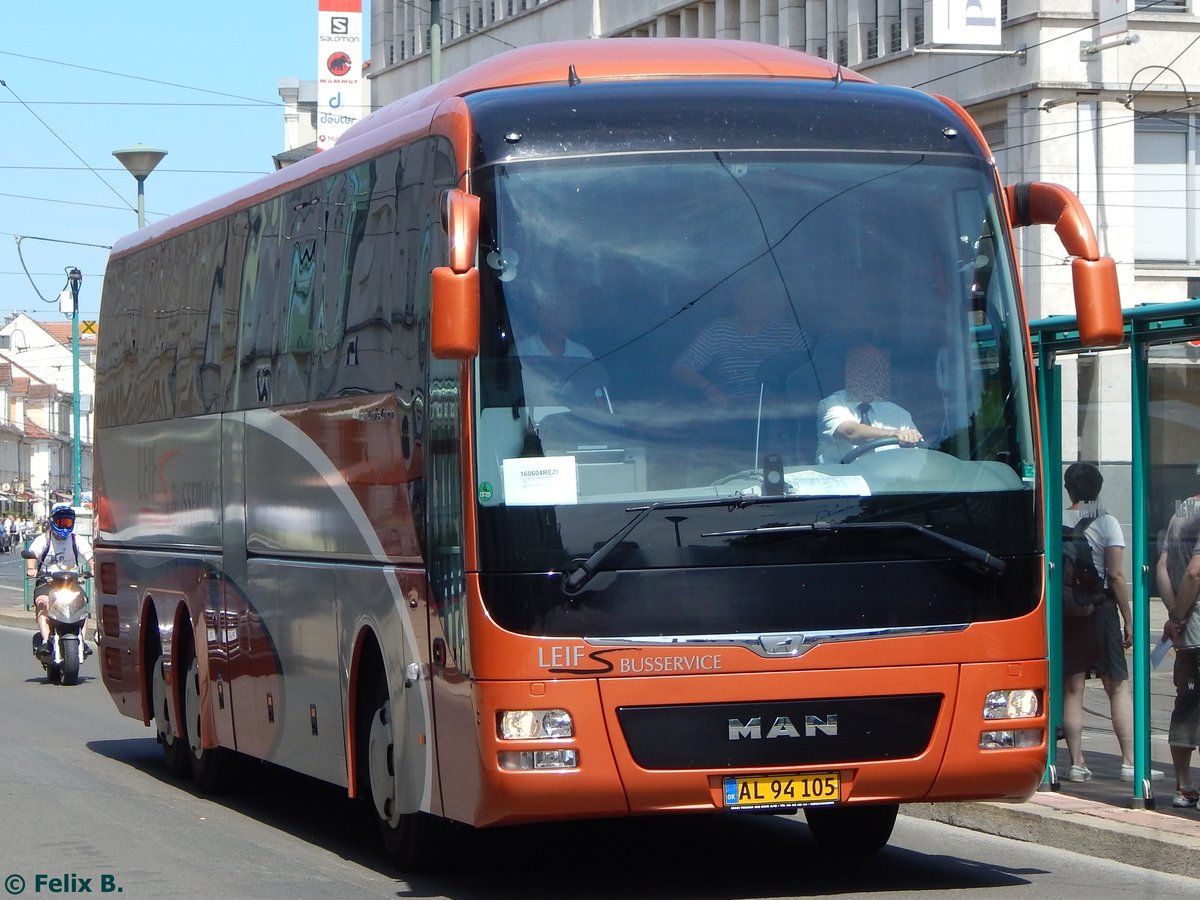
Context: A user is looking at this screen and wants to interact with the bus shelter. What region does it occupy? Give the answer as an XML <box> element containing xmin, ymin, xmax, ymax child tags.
<box><xmin>1033</xmin><ymin>298</ymin><xmax>1200</xmax><ymax>808</ymax></box>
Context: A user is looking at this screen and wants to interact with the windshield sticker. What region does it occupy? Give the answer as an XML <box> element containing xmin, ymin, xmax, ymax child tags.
<box><xmin>477</xmin><ymin>482</ymin><xmax>494</xmax><ymax>502</ymax></box>
<box><xmin>785</xmin><ymin>471</ymin><xmax>872</xmax><ymax>496</ymax></box>
<box><xmin>502</xmin><ymin>456</ymin><xmax>578</xmax><ymax>506</ymax></box>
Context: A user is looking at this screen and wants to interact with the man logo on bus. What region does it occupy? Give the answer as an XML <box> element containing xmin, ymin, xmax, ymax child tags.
<box><xmin>327</xmin><ymin>52</ymin><xmax>353</xmax><ymax>77</ymax></box>
<box><xmin>728</xmin><ymin>715</ymin><xmax>838</xmax><ymax>739</ymax></box>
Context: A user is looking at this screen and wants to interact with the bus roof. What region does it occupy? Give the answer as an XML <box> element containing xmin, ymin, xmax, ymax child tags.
<box><xmin>341</xmin><ymin>38</ymin><xmax>872</xmax><ymax>145</ymax></box>
<box><xmin>107</xmin><ymin>39</ymin><xmax>873</xmax><ymax>260</ymax></box>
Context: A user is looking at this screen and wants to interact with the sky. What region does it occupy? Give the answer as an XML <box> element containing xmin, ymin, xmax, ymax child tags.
<box><xmin>1</xmin><ymin>2</ymin><xmax>360</xmax><ymax>323</ymax></box>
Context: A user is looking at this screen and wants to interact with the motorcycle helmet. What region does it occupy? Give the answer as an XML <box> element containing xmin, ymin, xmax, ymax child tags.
<box><xmin>49</xmin><ymin>503</ymin><xmax>75</xmax><ymax>540</ymax></box>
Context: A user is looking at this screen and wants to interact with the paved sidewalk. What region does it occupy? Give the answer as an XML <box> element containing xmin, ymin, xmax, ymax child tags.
<box><xmin>5</xmin><ymin>599</ymin><xmax>1200</xmax><ymax>876</ymax></box>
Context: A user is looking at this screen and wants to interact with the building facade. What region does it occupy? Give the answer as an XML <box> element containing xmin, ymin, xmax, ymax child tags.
<box><xmin>0</xmin><ymin>315</ymin><xmax>95</xmax><ymax>518</ymax></box>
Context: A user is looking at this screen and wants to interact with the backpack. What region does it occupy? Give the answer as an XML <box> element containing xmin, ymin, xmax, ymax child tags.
<box><xmin>1062</xmin><ymin>516</ymin><xmax>1105</xmax><ymax>617</ymax></box>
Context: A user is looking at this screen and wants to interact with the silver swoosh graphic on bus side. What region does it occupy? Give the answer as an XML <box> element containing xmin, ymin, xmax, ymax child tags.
<box><xmin>243</xmin><ymin>407</ymin><xmax>434</xmax><ymax>813</ymax></box>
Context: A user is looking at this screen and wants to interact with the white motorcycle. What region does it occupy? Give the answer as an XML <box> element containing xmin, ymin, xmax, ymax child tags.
<box><xmin>27</xmin><ymin>564</ymin><xmax>92</xmax><ymax>686</ymax></box>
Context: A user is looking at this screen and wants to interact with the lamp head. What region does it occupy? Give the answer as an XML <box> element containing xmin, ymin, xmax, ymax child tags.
<box><xmin>113</xmin><ymin>145</ymin><xmax>167</xmax><ymax>180</ymax></box>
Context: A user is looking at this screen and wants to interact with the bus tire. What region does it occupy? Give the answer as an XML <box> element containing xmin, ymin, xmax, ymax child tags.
<box><xmin>179</xmin><ymin>628</ymin><xmax>232</xmax><ymax>793</ymax></box>
<box><xmin>151</xmin><ymin>644</ymin><xmax>190</xmax><ymax>778</ymax></box>
<box><xmin>804</xmin><ymin>803</ymin><xmax>898</xmax><ymax>854</ymax></box>
<box><xmin>363</xmin><ymin>672</ymin><xmax>447</xmax><ymax>870</ymax></box>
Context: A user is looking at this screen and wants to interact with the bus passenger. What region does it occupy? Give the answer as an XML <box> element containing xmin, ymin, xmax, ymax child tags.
<box><xmin>516</xmin><ymin>301</ymin><xmax>593</xmax><ymax>359</ymax></box>
<box><xmin>670</xmin><ymin>269</ymin><xmax>811</xmax><ymax>406</ymax></box>
<box><xmin>816</xmin><ymin>342</ymin><xmax>922</xmax><ymax>463</ymax></box>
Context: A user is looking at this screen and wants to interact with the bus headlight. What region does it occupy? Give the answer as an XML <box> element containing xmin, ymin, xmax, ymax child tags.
<box><xmin>498</xmin><ymin>749</ymin><xmax>579</xmax><ymax>770</ymax></box>
<box><xmin>979</xmin><ymin>689</ymin><xmax>1041</xmax><ymax>749</ymax></box>
<box><xmin>982</xmin><ymin>689</ymin><xmax>1039</xmax><ymax>720</ymax></box>
<box><xmin>497</xmin><ymin>708</ymin><xmax>574</xmax><ymax>740</ymax></box>
<box><xmin>979</xmin><ymin>729</ymin><xmax>1042</xmax><ymax>749</ymax></box>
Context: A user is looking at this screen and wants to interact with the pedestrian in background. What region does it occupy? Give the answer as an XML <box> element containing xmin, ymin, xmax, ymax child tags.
<box><xmin>1060</xmin><ymin>462</ymin><xmax>1138</xmax><ymax>783</ymax></box>
<box><xmin>1156</xmin><ymin>480</ymin><xmax>1200</xmax><ymax>808</ymax></box>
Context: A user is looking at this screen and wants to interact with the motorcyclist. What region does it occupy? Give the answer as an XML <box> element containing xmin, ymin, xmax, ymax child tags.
<box><xmin>25</xmin><ymin>504</ymin><xmax>94</xmax><ymax>656</ymax></box>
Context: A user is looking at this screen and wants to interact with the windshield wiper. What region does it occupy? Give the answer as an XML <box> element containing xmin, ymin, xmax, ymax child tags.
<box><xmin>561</xmin><ymin>495</ymin><xmax>763</xmax><ymax>595</ymax></box>
<box><xmin>700</xmin><ymin>520</ymin><xmax>1006</xmax><ymax>577</ymax></box>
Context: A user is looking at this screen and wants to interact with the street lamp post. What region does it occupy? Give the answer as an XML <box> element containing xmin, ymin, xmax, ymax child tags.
<box><xmin>112</xmin><ymin>145</ymin><xmax>167</xmax><ymax>229</ymax></box>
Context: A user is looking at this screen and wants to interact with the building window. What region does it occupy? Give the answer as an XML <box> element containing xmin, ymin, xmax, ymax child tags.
<box><xmin>1134</xmin><ymin>117</ymin><xmax>1190</xmax><ymax>263</ymax></box>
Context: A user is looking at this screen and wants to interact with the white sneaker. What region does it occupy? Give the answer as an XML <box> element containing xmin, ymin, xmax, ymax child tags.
<box><xmin>1172</xmin><ymin>788</ymin><xmax>1199</xmax><ymax>808</ymax></box>
<box><xmin>1068</xmin><ymin>765</ymin><xmax>1092</xmax><ymax>782</ymax></box>
<box><xmin>1120</xmin><ymin>764</ymin><xmax>1165</xmax><ymax>782</ymax></box>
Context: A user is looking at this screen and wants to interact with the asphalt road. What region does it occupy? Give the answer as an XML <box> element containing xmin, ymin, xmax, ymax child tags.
<box><xmin>1</xmin><ymin>619</ymin><xmax>1198</xmax><ymax>898</ymax></box>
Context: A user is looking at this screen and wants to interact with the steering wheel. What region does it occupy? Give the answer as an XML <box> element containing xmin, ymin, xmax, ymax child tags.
<box><xmin>840</xmin><ymin>436</ymin><xmax>902</xmax><ymax>464</ymax></box>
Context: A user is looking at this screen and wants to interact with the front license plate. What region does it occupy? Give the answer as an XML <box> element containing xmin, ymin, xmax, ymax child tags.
<box><xmin>722</xmin><ymin>772</ymin><xmax>841</xmax><ymax>809</ymax></box>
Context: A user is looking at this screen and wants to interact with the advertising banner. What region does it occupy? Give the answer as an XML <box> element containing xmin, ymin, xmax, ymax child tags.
<box><xmin>317</xmin><ymin>0</ymin><xmax>363</xmax><ymax>150</ymax></box>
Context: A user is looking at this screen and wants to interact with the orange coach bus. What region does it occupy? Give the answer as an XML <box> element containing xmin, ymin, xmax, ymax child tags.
<box><xmin>94</xmin><ymin>39</ymin><xmax>1122</xmax><ymax>863</ymax></box>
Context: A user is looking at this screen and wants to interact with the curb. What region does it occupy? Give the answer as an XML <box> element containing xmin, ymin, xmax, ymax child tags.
<box><xmin>903</xmin><ymin>797</ymin><xmax>1200</xmax><ymax>878</ymax></box>
<box><xmin>0</xmin><ymin>609</ymin><xmax>33</xmax><ymax>631</ymax></box>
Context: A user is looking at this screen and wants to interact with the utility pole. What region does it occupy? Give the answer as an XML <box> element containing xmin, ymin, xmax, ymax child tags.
<box><xmin>67</xmin><ymin>268</ymin><xmax>81</xmax><ymax>506</ymax></box>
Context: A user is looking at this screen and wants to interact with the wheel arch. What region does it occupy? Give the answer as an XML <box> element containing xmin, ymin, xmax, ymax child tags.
<box><xmin>141</xmin><ymin>592</ymin><xmax>194</xmax><ymax>737</ymax></box>
<box><xmin>347</xmin><ymin>624</ymin><xmax>386</xmax><ymax>800</ymax></box>
<box><xmin>137</xmin><ymin>594</ymin><xmax>162</xmax><ymax>726</ymax></box>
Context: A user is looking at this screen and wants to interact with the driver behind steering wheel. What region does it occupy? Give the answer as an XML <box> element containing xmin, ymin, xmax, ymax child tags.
<box><xmin>816</xmin><ymin>341</ymin><xmax>922</xmax><ymax>463</ymax></box>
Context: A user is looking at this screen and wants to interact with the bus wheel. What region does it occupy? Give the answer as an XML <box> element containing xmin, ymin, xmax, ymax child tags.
<box><xmin>180</xmin><ymin>631</ymin><xmax>231</xmax><ymax>793</ymax></box>
<box><xmin>364</xmin><ymin>676</ymin><xmax>445</xmax><ymax>870</ymax></box>
<box><xmin>804</xmin><ymin>803</ymin><xmax>898</xmax><ymax>854</ymax></box>
<box><xmin>151</xmin><ymin>650</ymin><xmax>190</xmax><ymax>778</ymax></box>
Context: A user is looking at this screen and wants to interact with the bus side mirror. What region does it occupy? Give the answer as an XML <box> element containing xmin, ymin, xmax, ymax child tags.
<box><xmin>431</xmin><ymin>267</ymin><xmax>480</xmax><ymax>358</ymax></box>
<box><xmin>1071</xmin><ymin>256</ymin><xmax>1121</xmax><ymax>348</ymax></box>
<box><xmin>1006</xmin><ymin>182</ymin><xmax>1123</xmax><ymax>348</ymax></box>
<box><xmin>432</xmin><ymin>189</ymin><xmax>482</xmax><ymax>359</ymax></box>
<box><xmin>443</xmin><ymin>188</ymin><xmax>480</xmax><ymax>275</ymax></box>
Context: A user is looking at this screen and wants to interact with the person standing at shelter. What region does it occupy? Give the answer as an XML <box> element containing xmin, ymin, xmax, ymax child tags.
<box><xmin>1156</xmin><ymin>484</ymin><xmax>1200</xmax><ymax>807</ymax></box>
<box><xmin>1060</xmin><ymin>462</ymin><xmax>1137</xmax><ymax>783</ymax></box>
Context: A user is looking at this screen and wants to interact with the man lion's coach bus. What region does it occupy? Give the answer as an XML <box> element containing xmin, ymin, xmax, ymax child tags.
<box><xmin>94</xmin><ymin>39</ymin><xmax>1122</xmax><ymax>862</ymax></box>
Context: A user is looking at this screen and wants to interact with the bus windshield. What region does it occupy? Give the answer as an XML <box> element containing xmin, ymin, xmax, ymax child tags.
<box><xmin>474</xmin><ymin>149</ymin><xmax>1034</xmax><ymax>509</ymax></box>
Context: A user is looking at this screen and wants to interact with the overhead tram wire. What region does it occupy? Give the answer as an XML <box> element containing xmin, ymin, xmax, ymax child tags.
<box><xmin>0</xmin><ymin>49</ymin><xmax>280</xmax><ymax>106</ymax></box>
<box><xmin>0</xmin><ymin>79</ymin><xmax>134</xmax><ymax>214</ymax></box>
<box><xmin>0</xmin><ymin>101</ymin><xmax>281</xmax><ymax>108</ymax></box>
<box><xmin>10</xmin><ymin>234</ymin><xmax>112</xmax><ymax>305</ymax></box>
